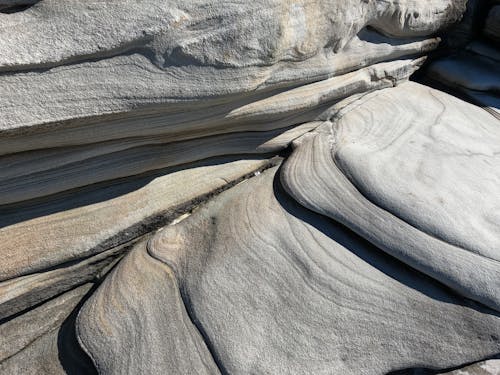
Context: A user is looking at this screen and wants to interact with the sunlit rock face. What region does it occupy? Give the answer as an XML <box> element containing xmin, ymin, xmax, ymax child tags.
<box><xmin>1</xmin><ymin>0</ymin><xmax>499</xmax><ymax>374</ymax></box>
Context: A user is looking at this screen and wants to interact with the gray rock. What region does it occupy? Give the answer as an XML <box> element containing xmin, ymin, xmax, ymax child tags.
<box><xmin>0</xmin><ymin>284</ymin><xmax>93</xmax><ymax>374</ymax></box>
<box><xmin>78</xmin><ymin>166</ymin><xmax>500</xmax><ymax>374</ymax></box>
<box><xmin>0</xmin><ymin>57</ymin><xmax>422</xmax><ymax>205</ymax></box>
<box><xmin>0</xmin><ymin>158</ymin><xmax>272</xmax><ymax>282</ymax></box>
<box><xmin>426</xmin><ymin>46</ymin><xmax>500</xmax><ymax>119</ymax></box>
<box><xmin>77</xmin><ymin>240</ymin><xmax>220</xmax><ymax>374</ymax></box>
<box><xmin>0</xmin><ymin>0</ymin><xmax>463</xmax><ymax>72</ymax></box>
<box><xmin>441</xmin><ymin>359</ymin><xmax>500</xmax><ymax>374</ymax></box>
<box><xmin>281</xmin><ymin>82</ymin><xmax>500</xmax><ymax>311</ymax></box>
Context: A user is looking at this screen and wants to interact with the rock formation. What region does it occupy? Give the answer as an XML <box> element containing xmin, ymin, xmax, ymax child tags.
<box><xmin>0</xmin><ymin>0</ymin><xmax>498</xmax><ymax>374</ymax></box>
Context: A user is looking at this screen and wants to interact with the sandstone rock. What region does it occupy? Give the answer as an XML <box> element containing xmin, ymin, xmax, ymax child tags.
<box><xmin>1</xmin><ymin>1</ymin><xmax>496</xmax><ymax>373</ymax></box>
<box><xmin>77</xmin><ymin>167</ymin><xmax>500</xmax><ymax>375</ymax></box>
<box><xmin>0</xmin><ymin>0</ymin><xmax>463</xmax><ymax>73</ymax></box>
<box><xmin>0</xmin><ymin>58</ymin><xmax>422</xmax><ymax>205</ymax></box>
<box><xmin>77</xmin><ymin>240</ymin><xmax>220</xmax><ymax>374</ymax></box>
<box><xmin>0</xmin><ymin>158</ymin><xmax>272</xmax><ymax>282</ymax></box>
<box><xmin>281</xmin><ymin>82</ymin><xmax>500</xmax><ymax>311</ymax></box>
<box><xmin>0</xmin><ymin>284</ymin><xmax>93</xmax><ymax>374</ymax></box>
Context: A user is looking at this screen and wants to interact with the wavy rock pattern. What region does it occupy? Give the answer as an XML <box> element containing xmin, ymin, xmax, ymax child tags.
<box><xmin>2</xmin><ymin>0</ymin><xmax>499</xmax><ymax>373</ymax></box>
<box><xmin>0</xmin><ymin>58</ymin><xmax>421</xmax><ymax>205</ymax></box>
<box><xmin>0</xmin><ymin>157</ymin><xmax>276</xmax><ymax>325</ymax></box>
<box><xmin>281</xmin><ymin>82</ymin><xmax>500</xmax><ymax>311</ymax></box>
<box><xmin>78</xmin><ymin>167</ymin><xmax>500</xmax><ymax>374</ymax></box>
<box><xmin>0</xmin><ymin>284</ymin><xmax>94</xmax><ymax>374</ymax></box>
<box><xmin>77</xmin><ymin>240</ymin><xmax>219</xmax><ymax>374</ymax></box>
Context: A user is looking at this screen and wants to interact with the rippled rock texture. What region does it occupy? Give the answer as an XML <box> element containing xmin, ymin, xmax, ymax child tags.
<box><xmin>0</xmin><ymin>0</ymin><xmax>499</xmax><ymax>374</ymax></box>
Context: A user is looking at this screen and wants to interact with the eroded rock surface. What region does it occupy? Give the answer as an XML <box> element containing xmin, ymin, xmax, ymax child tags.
<box><xmin>78</xmin><ymin>167</ymin><xmax>500</xmax><ymax>374</ymax></box>
<box><xmin>281</xmin><ymin>82</ymin><xmax>500</xmax><ymax>311</ymax></box>
<box><xmin>1</xmin><ymin>0</ymin><xmax>499</xmax><ymax>373</ymax></box>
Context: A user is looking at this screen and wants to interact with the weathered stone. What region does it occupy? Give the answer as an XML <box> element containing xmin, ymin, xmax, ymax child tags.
<box><xmin>77</xmin><ymin>167</ymin><xmax>500</xmax><ymax>374</ymax></box>
<box><xmin>0</xmin><ymin>58</ymin><xmax>422</xmax><ymax>205</ymax></box>
<box><xmin>281</xmin><ymin>82</ymin><xmax>500</xmax><ymax>311</ymax></box>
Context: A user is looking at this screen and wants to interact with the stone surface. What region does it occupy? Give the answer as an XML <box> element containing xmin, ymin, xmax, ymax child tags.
<box><xmin>0</xmin><ymin>284</ymin><xmax>94</xmax><ymax>374</ymax></box>
<box><xmin>0</xmin><ymin>58</ymin><xmax>421</xmax><ymax>205</ymax></box>
<box><xmin>0</xmin><ymin>157</ymin><xmax>273</xmax><ymax>282</ymax></box>
<box><xmin>78</xmin><ymin>167</ymin><xmax>500</xmax><ymax>375</ymax></box>
<box><xmin>2</xmin><ymin>1</ymin><xmax>498</xmax><ymax>373</ymax></box>
<box><xmin>77</xmin><ymin>240</ymin><xmax>220</xmax><ymax>374</ymax></box>
<box><xmin>281</xmin><ymin>82</ymin><xmax>500</xmax><ymax>311</ymax></box>
<box><xmin>441</xmin><ymin>360</ymin><xmax>500</xmax><ymax>374</ymax></box>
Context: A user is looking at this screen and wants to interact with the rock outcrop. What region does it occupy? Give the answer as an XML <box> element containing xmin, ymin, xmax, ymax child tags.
<box><xmin>77</xmin><ymin>167</ymin><xmax>500</xmax><ymax>375</ymax></box>
<box><xmin>0</xmin><ymin>0</ymin><xmax>498</xmax><ymax>374</ymax></box>
<box><xmin>281</xmin><ymin>82</ymin><xmax>500</xmax><ymax>311</ymax></box>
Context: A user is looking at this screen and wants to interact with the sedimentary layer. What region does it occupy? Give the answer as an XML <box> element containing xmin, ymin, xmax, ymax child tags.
<box><xmin>281</xmin><ymin>82</ymin><xmax>500</xmax><ymax>311</ymax></box>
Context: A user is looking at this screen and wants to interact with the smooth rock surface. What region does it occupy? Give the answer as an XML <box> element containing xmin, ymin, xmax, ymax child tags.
<box><xmin>77</xmin><ymin>240</ymin><xmax>219</xmax><ymax>374</ymax></box>
<box><xmin>0</xmin><ymin>57</ymin><xmax>422</xmax><ymax>205</ymax></box>
<box><xmin>2</xmin><ymin>1</ymin><xmax>497</xmax><ymax>373</ymax></box>
<box><xmin>0</xmin><ymin>0</ymin><xmax>463</xmax><ymax>145</ymax></box>
<box><xmin>0</xmin><ymin>0</ymin><xmax>464</xmax><ymax>72</ymax></box>
<box><xmin>281</xmin><ymin>82</ymin><xmax>500</xmax><ymax>311</ymax></box>
<box><xmin>78</xmin><ymin>167</ymin><xmax>500</xmax><ymax>375</ymax></box>
<box><xmin>0</xmin><ymin>158</ymin><xmax>272</xmax><ymax>282</ymax></box>
<box><xmin>0</xmin><ymin>284</ymin><xmax>93</xmax><ymax>374</ymax></box>
<box><xmin>427</xmin><ymin>54</ymin><xmax>500</xmax><ymax>93</ymax></box>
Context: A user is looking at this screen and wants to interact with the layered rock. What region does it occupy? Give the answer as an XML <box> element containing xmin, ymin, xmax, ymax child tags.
<box><xmin>281</xmin><ymin>82</ymin><xmax>500</xmax><ymax>311</ymax></box>
<box><xmin>1</xmin><ymin>0</ymin><xmax>499</xmax><ymax>374</ymax></box>
<box><xmin>0</xmin><ymin>59</ymin><xmax>422</xmax><ymax>205</ymax></box>
<box><xmin>77</xmin><ymin>167</ymin><xmax>500</xmax><ymax>374</ymax></box>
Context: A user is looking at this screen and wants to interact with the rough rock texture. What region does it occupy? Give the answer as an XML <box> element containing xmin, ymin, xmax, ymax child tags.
<box><xmin>0</xmin><ymin>59</ymin><xmax>421</xmax><ymax>205</ymax></box>
<box><xmin>441</xmin><ymin>359</ymin><xmax>500</xmax><ymax>374</ymax></box>
<box><xmin>78</xmin><ymin>167</ymin><xmax>500</xmax><ymax>375</ymax></box>
<box><xmin>281</xmin><ymin>82</ymin><xmax>500</xmax><ymax>311</ymax></box>
<box><xmin>1</xmin><ymin>0</ymin><xmax>499</xmax><ymax>374</ymax></box>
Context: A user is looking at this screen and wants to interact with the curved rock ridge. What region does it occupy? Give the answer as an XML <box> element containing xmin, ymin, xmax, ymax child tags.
<box><xmin>0</xmin><ymin>58</ymin><xmax>422</xmax><ymax>205</ymax></box>
<box><xmin>0</xmin><ymin>35</ymin><xmax>437</xmax><ymax>149</ymax></box>
<box><xmin>0</xmin><ymin>158</ymin><xmax>273</xmax><ymax>282</ymax></box>
<box><xmin>2</xmin><ymin>1</ymin><xmax>497</xmax><ymax>373</ymax></box>
<box><xmin>281</xmin><ymin>81</ymin><xmax>500</xmax><ymax>311</ymax></box>
<box><xmin>0</xmin><ymin>284</ymin><xmax>94</xmax><ymax>374</ymax></box>
<box><xmin>76</xmin><ymin>240</ymin><xmax>220</xmax><ymax>375</ymax></box>
<box><xmin>0</xmin><ymin>0</ymin><xmax>464</xmax><ymax>72</ymax></box>
<box><xmin>77</xmin><ymin>166</ymin><xmax>500</xmax><ymax>375</ymax></box>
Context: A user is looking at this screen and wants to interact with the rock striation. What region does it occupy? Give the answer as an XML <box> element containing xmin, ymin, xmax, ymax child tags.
<box><xmin>78</xmin><ymin>167</ymin><xmax>500</xmax><ymax>374</ymax></box>
<box><xmin>281</xmin><ymin>82</ymin><xmax>500</xmax><ymax>311</ymax></box>
<box><xmin>0</xmin><ymin>0</ymin><xmax>499</xmax><ymax>374</ymax></box>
